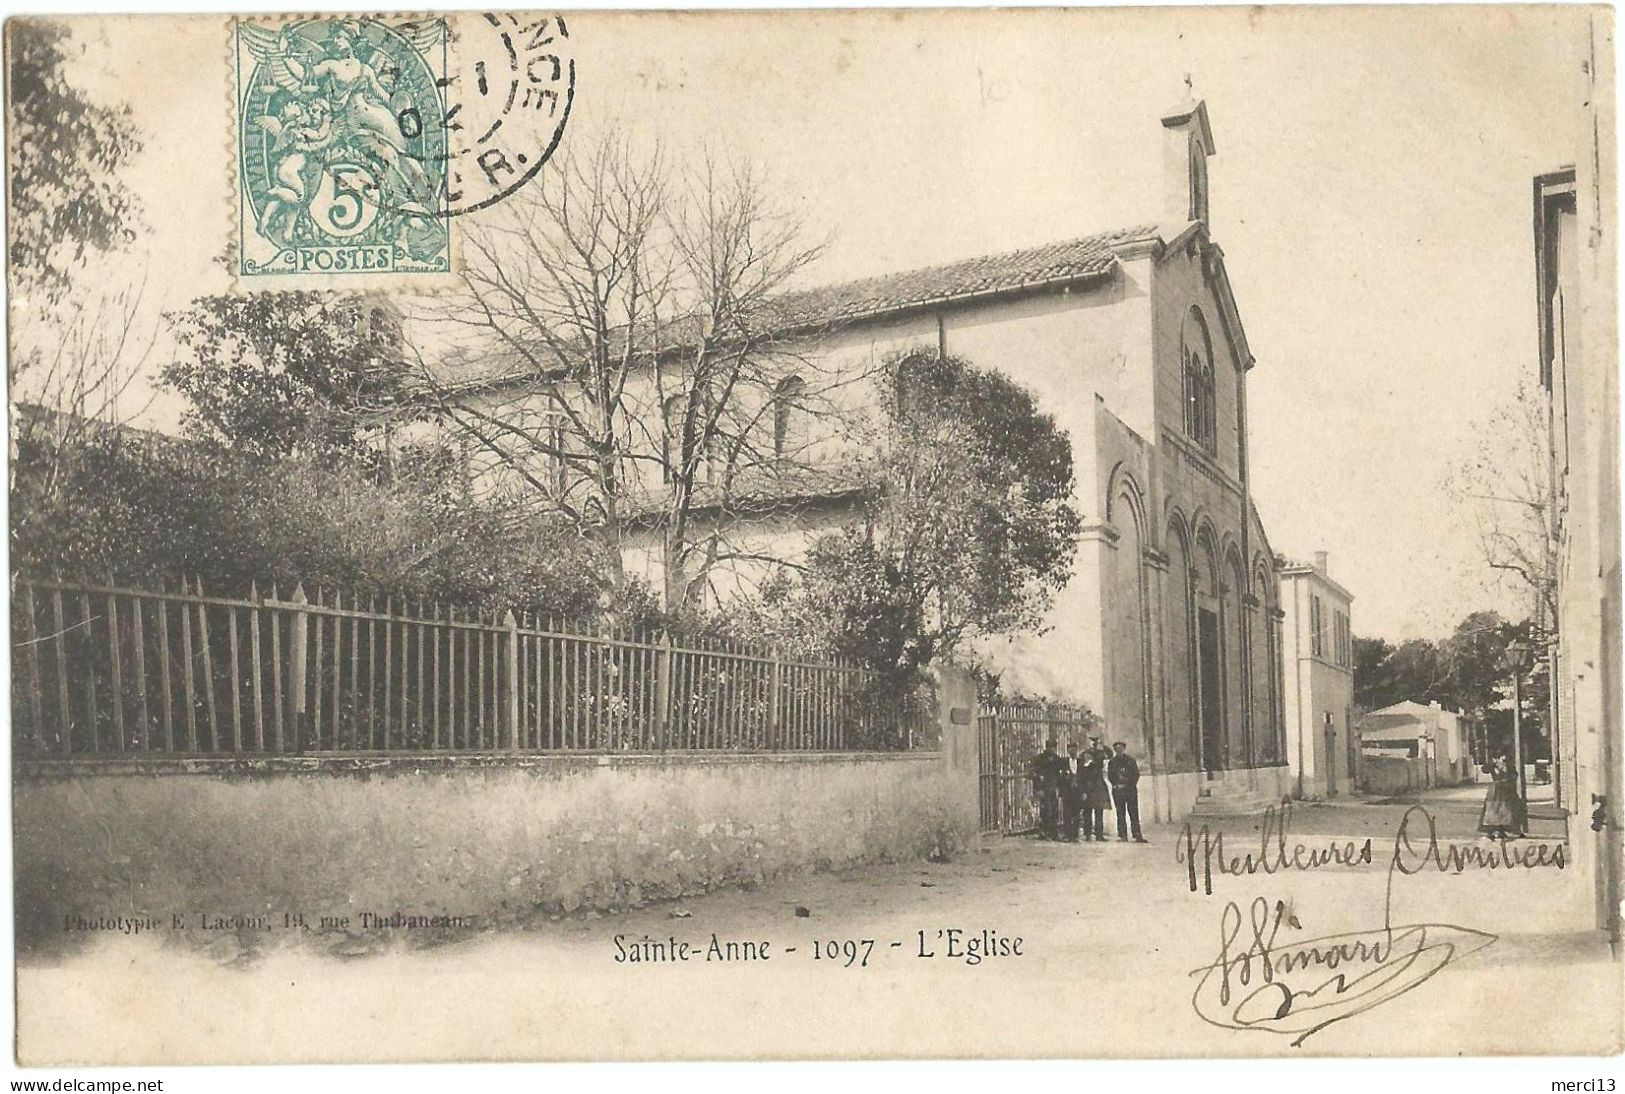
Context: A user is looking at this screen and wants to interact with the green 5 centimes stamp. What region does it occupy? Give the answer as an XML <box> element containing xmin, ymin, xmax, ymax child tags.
<box><xmin>235</xmin><ymin>17</ymin><xmax>453</xmax><ymax>280</ymax></box>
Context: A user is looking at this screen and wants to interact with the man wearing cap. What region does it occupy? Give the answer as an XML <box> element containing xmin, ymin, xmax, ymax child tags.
<box><xmin>1108</xmin><ymin>740</ymin><xmax>1147</xmax><ymax>843</ymax></box>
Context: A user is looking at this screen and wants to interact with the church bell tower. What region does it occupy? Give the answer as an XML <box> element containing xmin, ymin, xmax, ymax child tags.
<box><xmin>1161</xmin><ymin>98</ymin><xmax>1216</xmax><ymax>227</ymax></box>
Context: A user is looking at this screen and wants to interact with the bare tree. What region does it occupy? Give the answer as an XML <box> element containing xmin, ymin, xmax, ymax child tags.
<box><xmin>10</xmin><ymin>272</ymin><xmax>159</xmax><ymax>511</ymax></box>
<box><xmin>1446</xmin><ymin>377</ymin><xmax>1558</xmax><ymax>627</ymax></box>
<box><xmin>415</xmin><ymin>131</ymin><xmax>856</xmax><ymax>616</ymax></box>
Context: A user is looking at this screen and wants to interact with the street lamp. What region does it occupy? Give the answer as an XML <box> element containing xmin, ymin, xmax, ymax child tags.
<box><xmin>1501</xmin><ymin>639</ymin><xmax>1534</xmax><ymax>803</ymax></box>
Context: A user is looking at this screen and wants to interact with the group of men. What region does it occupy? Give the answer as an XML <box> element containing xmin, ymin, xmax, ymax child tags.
<box><xmin>1028</xmin><ymin>738</ymin><xmax>1148</xmax><ymax>844</ymax></box>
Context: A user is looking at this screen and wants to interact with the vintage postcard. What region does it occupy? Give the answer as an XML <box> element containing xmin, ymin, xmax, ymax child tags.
<box><xmin>5</xmin><ymin>5</ymin><xmax>1621</xmax><ymax>1070</ymax></box>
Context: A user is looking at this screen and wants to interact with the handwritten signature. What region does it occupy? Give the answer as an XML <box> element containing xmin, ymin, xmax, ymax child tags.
<box><xmin>1183</xmin><ymin>806</ymin><xmax>1543</xmax><ymax>1045</ymax></box>
<box><xmin>1188</xmin><ymin>895</ymin><xmax>1496</xmax><ymax>1046</ymax></box>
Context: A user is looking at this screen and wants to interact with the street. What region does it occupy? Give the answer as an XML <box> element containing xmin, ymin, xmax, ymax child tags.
<box><xmin>18</xmin><ymin>792</ymin><xmax>1619</xmax><ymax>1064</ymax></box>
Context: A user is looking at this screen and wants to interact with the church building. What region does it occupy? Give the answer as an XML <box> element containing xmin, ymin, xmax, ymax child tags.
<box><xmin>451</xmin><ymin>102</ymin><xmax>1293</xmax><ymax>822</ymax></box>
<box><xmin>667</xmin><ymin>101</ymin><xmax>1290</xmax><ymax>821</ymax></box>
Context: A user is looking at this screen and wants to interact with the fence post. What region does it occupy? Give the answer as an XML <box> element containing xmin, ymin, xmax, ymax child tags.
<box><xmin>504</xmin><ymin>609</ymin><xmax>520</xmax><ymax>752</ymax></box>
<box><xmin>769</xmin><ymin>650</ymin><xmax>783</xmax><ymax>750</ymax></box>
<box><xmin>289</xmin><ymin>583</ymin><xmax>310</xmax><ymax>753</ymax></box>
<box><xmin>654</xmin><ymin>632</ymin><xmax>673</xmax><ymax>750</ymax></box>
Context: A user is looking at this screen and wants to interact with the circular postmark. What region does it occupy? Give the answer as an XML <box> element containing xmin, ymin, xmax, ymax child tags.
<box><xmin>237</xmin><ymin>12</ymin><xmax>574</xmax><ymax>279</ymax></box>
<box><xmin>438</xmin><ymin>12</ymin><xmax>577</xmax><ymax>217</ymax></box>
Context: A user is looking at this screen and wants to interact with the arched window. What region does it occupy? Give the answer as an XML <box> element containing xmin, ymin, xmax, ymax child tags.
<box><xmin>1189</xmin><ymin>141</ymin><xmax>1209</xmax><ymax>223</ymax></box>
<box><xmin>773</xmin><ymin>375</ymin><xmax>805</xmax><ymax>460</ymax></box>
<box><xmin>1182</xmin><ymin>308</ymin><xmax>1217</xmax><ymax>453</ymax></box>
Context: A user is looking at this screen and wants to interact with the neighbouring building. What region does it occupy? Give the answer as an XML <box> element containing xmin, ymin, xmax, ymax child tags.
<box><xmin>445</xmin><ymin>102</ymin><xmax>1291</xmax><ymax>822</ymax></box>
<box><xmin>1534</xmin><ymin>11</ymin><xmax>1620</xmax><ymax>939</ymax></box>
<box><xmin>1278</xmin><ymin>552</ymin><xmax>1355</xmax><ymax>798</ymax></box>
<box><xmin>1355</xmin><ymin>700</ymin><xmax>1476</xmax><ymax>797</ymax></box>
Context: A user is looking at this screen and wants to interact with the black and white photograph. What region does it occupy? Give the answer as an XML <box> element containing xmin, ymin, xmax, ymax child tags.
<box><xmin>4</xmin><ymin>4</ymin><xmax>1621</xmax><ymax>1073</ymax></box>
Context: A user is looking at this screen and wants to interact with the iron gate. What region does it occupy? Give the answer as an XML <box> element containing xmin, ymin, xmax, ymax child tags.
<box><xmin>977</xmin><ymin>701</ymin><xmax>1097</xmax><ymax>834</ymax></box>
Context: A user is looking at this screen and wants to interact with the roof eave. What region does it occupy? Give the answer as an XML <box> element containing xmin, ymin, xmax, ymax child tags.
<box><xmin>443</xmin><ymin>263</ymin><xmax>1131</xmax><ymax>395</ymax></box>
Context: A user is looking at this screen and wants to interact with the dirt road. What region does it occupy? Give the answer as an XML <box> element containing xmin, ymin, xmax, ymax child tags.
<box><xmin>18</xmin><ymin>807</ymin><xmax>1619</xmax><ymax>1064</ymax></box>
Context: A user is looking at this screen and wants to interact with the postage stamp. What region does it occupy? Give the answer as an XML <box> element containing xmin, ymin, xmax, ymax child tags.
<box><xmin>234</xmin><ymin>16</ymin><xmax>454</xmax><ymax>281</ymax></box>
<box><xmin>232</xmin><ymin>13</ymin><xmax>575</xmax><ymax>285</ymax></box>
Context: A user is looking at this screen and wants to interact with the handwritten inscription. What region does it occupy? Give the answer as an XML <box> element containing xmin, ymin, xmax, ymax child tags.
<box><xmin>1189</xmin><ymin>896</ymin><xmax>1495</xmax><ymax>1047</ymax></box>
<box><xmin>1181</xmin><ymin>804</ymin><xmax>1566</xmax><ymax>1044</ymax></box>
<box><xmin>1178</xmin><ymin>802</ymin><xmax>1374</xmax><ymax>895</ymax></box>
<box><xmin>1177</xmin><ymin>803</ymin><xmax>1565</xmax><ymax>896</ymax></box>
<box><xmin>1390</xmin><ymin>806</ymin><xmax>1567</xmax><ymax>875</ymax></box>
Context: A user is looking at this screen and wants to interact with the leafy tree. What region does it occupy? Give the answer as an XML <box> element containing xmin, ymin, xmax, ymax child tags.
<box><xmin>6</xmin><ymin>20</ymin><xmax>144</xmax><ymax>313</ymax></box>
<box><xmin>1352</xmin><ymin>636</ymin><xmax>1397</xmax><ymax>713</ymax></box>
<box><xmin>1444</xmin><ymin>613</ymin><xmax>1551</xmax><ymax>760</ymax></box>
<box><xmin>1353</xmin><ymin>634</ymin><xmax>1451</xmax><ymax>712</ymax></box>
<box><xmin>7</xmin><ymin>20</ymin><xmax>155</xmax><ymax>512</ymax></box>
<box><xmin>163</xmin><ymin>293</ymin><xmax>421</xmax><ymax>468</ymax></box>
<box><xmin>784</xmin><ymin>349</ymin><xmax>1081</xmax><ymax>683</ymax></box>
<box><xmin>1439</xmin><ymin>610</ymin><xmax>1513</xmax><ymax>719</ymax></box>
<box><xmin>10</xmin><ymin>420</ymin><xmax>609</xmax><ymax>616</ymax></box>
<box><xmin>1354</xmin><ymin>612</ymin><xmax>1552</xmax><ymax>764</ymax></box>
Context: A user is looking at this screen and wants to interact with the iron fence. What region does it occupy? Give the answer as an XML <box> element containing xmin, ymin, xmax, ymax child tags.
<box><xmin>10</xmin><ymin>575</ymin><xmax>926</xmax><ymax>757</ymax></box>
<box><xmin>977</xmin><ymin>701</ymin><xmax>1097</xmax><ymax>833</ymax></box>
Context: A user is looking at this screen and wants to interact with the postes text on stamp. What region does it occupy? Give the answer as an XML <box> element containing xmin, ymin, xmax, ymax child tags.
<box><xmin>234</xmin><ymin>16</ymin><xmax>453</xmax><ymax>280</ymax></box>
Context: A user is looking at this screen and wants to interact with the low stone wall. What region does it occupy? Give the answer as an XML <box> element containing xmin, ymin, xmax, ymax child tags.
<box><xmin>1359</xmin><ymin>754</ymin><xmax>1429</xmax><ymax>796</ymax></box>
<box><xmin>15</xmin><ymin>746</ymin><xmax>975</xmax><ymax>951</ymax></box>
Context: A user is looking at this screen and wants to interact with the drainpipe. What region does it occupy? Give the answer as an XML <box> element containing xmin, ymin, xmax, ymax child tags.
<box><xmin>1293</xmin><ymin>580</ymin><xmax>1306</xmax><ymax>799</ymax></box>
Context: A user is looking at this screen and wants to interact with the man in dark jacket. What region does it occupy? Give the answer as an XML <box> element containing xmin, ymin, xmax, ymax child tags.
<box><xmin>1108</xmin><ymin>741</ymin><xmax>1147</xmax><ymax>843</ymax></box>
<box><xmin>1060</xmin><ymin>743</ymin><xmax>1083</xmax><ymax>842</ymax></box>
<box><xmin>1029</xmin><ymin>738</ymin><xmax>1063</xmax><ymax>840</ymax></box>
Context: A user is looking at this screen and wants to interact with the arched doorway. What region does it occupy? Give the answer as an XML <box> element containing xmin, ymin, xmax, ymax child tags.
<box><xmin>1193</xmin><ymin>525</ymin><xmax>1222</xmax><ymax>776</ymax></box>
<box><xmin>1225</xmin><ymin>547</ymin><xmax>1248</xmax><ymax>772</ymax></box>
<box><xmin>1165</xmin><ymin>516</ymin><xmax>1196</xmax><ymax>772</ymax></box>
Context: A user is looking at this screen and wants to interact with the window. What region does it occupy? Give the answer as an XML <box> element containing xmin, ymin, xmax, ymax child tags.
<box><xmin>772</xmin><ymin>375</ymin><xmax>805</xmax><ymax>460</ymax></box>
<box><xmin>1189</xmin><ymin>142</ymin><xmax>1208</xmax><ymax>222</ymax></box>
<box><xmin>1182</xmin><ymin>308</ymin><xmax>1217</xmax><ymax>453</ymax></box>
<box><xmin>1310</xmin><ymin>595</ymin><xmax>1324</xmax><ymax>658</ymax></box>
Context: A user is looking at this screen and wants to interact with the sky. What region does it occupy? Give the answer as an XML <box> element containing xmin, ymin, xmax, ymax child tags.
<box><xmin>33</xmin><ymin>6</ymin><xmax>1601</xmax><ymax>643</ymax></box>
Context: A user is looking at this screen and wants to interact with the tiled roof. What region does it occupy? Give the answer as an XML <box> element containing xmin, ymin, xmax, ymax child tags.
<box><xmin>622</xmin><ymin>463</ymin><xmax>872</xmax><ymax>522</ymax></box>
<box><xmin>434</xmin><ymin>224</ymin><xmax>1158</xmax><ymax>393</ymax></box>
<box><xmin>760</xmin><ymin>224</ymin><xmax>1157</xmax><ymax>330</ymax></box>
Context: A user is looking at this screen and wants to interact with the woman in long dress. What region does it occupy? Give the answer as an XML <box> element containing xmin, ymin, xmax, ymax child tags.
<box><xmin>1479</xmin><ymin>753</ymin><xmax>1527</xmax><ymax>839</ymax></box>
